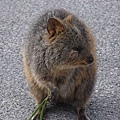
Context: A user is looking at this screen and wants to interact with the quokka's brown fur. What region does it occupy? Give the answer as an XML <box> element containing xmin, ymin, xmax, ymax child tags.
<box><xmin>23</xmin><ymin>9</ymin><xmax>97</xmax><ymax>120</ymax></box>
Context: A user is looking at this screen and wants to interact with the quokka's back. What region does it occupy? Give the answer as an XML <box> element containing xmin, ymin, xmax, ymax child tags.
<box><xmin>23</xmin><ymin>9</ymin><xmax>97</xmax><ymax>120</ymax></box>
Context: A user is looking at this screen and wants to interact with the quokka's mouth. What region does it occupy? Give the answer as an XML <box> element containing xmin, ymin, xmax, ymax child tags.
<box><xmin>56</xmin><ymin>59</ymin><xmax>94</xmax><ymax>70</ymax></box>
<box><xmin>72</xmin><ymin>59</ymin><xmax>94</xmax><ymax>68</ymax></box>
<box><xmin>56</xmin><ymin>63</ymin><xmax>93</xmax><ymax>70</ymax></box>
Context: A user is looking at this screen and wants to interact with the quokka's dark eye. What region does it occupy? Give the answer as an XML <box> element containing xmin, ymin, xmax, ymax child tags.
<box><xmin>72</xmin><ymin>47</ymin><xmax>82</xmax><ymax>53</ymax></box>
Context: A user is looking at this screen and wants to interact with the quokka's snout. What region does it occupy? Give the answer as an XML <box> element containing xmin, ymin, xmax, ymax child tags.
<box><xmin>86</xmin><ymin>55</ymin><xmax>94</xmax><ymax>64</ymax></box>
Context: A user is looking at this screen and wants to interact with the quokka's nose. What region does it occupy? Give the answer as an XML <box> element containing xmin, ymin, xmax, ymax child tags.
<box><xmin>87</xmin><ymin>56</ymin><xmax>94</xmax><ymax>63</ymax></box>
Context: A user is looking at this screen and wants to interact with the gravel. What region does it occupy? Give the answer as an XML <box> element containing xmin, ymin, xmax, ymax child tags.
<box><xmin>0</xmin><ymin>0</ymin><xmax>119</xmax><ymax>120</ymax></box>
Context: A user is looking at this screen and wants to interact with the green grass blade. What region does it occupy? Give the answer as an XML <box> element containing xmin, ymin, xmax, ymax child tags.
<box><xmin>40</xmin><ymin>97</ymin><xmax>48</xmax><ymax>120</ymax></box>
<box><xmin>28</xmin><ymin>99</ymin><xmax>46</xmax><ymax>120</ymax></box>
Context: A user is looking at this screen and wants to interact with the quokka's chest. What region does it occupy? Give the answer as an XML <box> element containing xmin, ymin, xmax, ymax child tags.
<box><xmin>53</xmin><ymin>75</ymin><xmax>76</xmax><ymax>101</ymax></box>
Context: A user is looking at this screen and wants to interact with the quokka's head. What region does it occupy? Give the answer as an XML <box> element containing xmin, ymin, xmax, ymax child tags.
<box><xmin>45</xmin><ymin>15</ymin><xmax>94</xmax><ymax>69</ymax></box>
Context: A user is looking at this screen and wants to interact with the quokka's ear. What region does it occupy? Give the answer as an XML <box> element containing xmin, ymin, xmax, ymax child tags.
<box><xmin>47</xmin><ymin>18</ymin><xmax>65</xmax><ymax>38</ymax></box>
<box><xmin>64</xmin><ymin>15</ymin><xmax>73</xmax><ymax>25</ymax></box>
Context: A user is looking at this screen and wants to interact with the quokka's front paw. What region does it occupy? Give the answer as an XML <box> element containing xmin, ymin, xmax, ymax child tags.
<box><xmin>49</xmin><ymin>88</ymin><xmax>59</xmax><ymax>104</ymax></box>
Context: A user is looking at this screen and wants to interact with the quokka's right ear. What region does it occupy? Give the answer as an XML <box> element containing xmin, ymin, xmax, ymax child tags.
<box><xmin>47</xmin><ymin>18</ymin><xmax>65</xmax><ymax>38</ymax></box>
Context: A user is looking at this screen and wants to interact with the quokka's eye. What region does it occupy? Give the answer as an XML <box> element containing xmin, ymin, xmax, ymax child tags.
<box><xmin>72</xmin><ymin>47</ymin><xmax>82</xmax><ymax>53</ymax></box>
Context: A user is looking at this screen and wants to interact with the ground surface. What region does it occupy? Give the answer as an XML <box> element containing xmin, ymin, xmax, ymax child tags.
<box><xmin>0</xmin><ymin>0</ymin><xmax>119</xmax><ymax>120</ymax></box>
